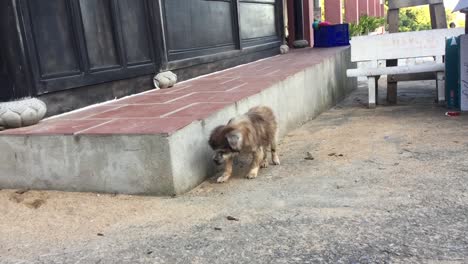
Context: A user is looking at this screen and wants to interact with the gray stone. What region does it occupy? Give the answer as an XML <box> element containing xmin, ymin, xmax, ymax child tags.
<box><xmin>280</xmin><ymin>44</ymin><xmax>290</xmax><ymax>54</ymax></box>
<box><xmin>0</xmin><ymin>110</ymin><xmax>21</xmax><ymax>128</ymax></box>
<box><xmin>20</xmin><ymin>107</ymin><xmax>38</xmax><ymax>126</ymax></box>
<box><xmin>153</xmin><ymin>71</ymin><xmax>178</xmax><ymax>89</ymax></box>
<box><xmin>293</xmin><ymin>40</ymin><xmax>309</xmax><ymax>48</ymax></box>
<box><xmin>0</xmin><ymin>98</ymin><xmax>47</xmax><ymax>128</ymax></box>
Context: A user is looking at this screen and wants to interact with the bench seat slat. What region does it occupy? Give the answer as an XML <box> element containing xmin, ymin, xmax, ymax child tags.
<box><xmin>346</xmin><ymin>63</ymin><xmax>444</xmax><ymax>77</ymax></box>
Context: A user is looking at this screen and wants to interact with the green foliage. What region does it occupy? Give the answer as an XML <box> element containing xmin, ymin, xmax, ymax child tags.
<box><xmin>399</xmin><ymin>7</ymin><xmax>460</xmax><ymax>32</ymax></box>
<box><xmin>447</xmin><ymin>11</ymin><xmax>465</xmax><ymax>28</ymax></box>
<box><xmin>320</xmin><ymin>0</ymin><xmax>325</xmax><ymax>20</ymax></box>
<box><xmin>321</xmin><ymin>0</ymin><xmax>461</xmax><ymax>37</ymax></box>
<box><xmin>398</xmin><ymin>7</ymin><xmax>431</xmax><ymax>32</ymax></box>
<box><xmin>446</xmin><ymin>9</ymin><xmax>457</xmax><ymax>25</ymax></box>
<box><xmin>349</xmin><ymin>15</ymin><xmax>385</xmax><ymax>37</ymax></box>
<box><xmin>458</xmin><ymin>19</ymin><xmax>466</xmax><ymax>28</ymax></box>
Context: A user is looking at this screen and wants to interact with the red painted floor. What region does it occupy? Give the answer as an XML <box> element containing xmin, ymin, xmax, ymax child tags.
<box><xmin>0</xmin><ymin>47</ymin><xmax>346</xmax><ymax>135</ymax></box>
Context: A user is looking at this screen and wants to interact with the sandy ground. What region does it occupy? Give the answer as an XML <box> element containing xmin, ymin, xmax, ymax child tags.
<box><xmin>1</xmin><ymin>80</ymin><xmax>468</xmax><ymax>263</ymax></box>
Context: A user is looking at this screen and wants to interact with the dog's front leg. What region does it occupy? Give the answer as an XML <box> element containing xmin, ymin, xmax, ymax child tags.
<box><xmin>271</xmin><ymin>135</ymin><xmax>280</xmax><ymax>165</ymax></box>
<box><xmin>217</xmin><ymin>156</ymin><xmax>233</xmax><ymax>183</ymax></box>
<box><xmin>246</xmin><ymin>148</ymin><xmax>264</xmax><ymax>179</ymax></box>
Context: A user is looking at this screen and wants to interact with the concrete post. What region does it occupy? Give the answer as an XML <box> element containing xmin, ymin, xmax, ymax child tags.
<box><xmin>380</xmin><ymin>3</ymin><xmax>385</xmax><ymax>18</ymax></box>
<box><xmin>358</xmin><ymin>0</ymin><xmax>369</xmax><ymax>16</ymax></box>
<box><xmin>324</xmin><ymin>0</ymin><xmax>343</xmax><ymax>24</ymax></box>
<box><xmin>386</xmin><ymin>8</ymin><xmax>399</xmax><ymax>104</ymax></box>
<box><xmin>345</xmin><ymin>0</ymin><xmax>359</xmax><ymax>23</ymax></box>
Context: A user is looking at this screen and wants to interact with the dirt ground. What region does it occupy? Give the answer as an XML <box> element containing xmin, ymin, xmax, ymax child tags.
<box><xmin>1</xmin><ymin>80</ymin><xmax>468</xmax><ymax>263</ymax></box>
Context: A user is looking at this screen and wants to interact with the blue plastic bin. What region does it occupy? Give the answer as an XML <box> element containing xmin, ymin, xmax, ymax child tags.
<box><xmin>313</xmin><ymin>24</ymin><xmax>350</xmax><ymax>47</ymax></box>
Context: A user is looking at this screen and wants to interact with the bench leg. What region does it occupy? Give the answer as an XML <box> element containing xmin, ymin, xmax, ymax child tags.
<box><xmin>387</xmin><ymin>81</ymin><xmax>397</xmax><ymax>104</ymax></box>
<box><xmin>436</xmin><ymin>72</ymin><xmax>445</xmax><ymax>105</ymax></box>
<box><xmin>368</xmin><ymin>77</ymin><xmax>377</xmax><ymax>109</ymax></box>
<box><xmin>375</xmin><ymin>76</ymin><xmax>380</xmax><ymax>105</ymax></box>
<box><xmin>386</xmin><ymin>59</ymin><xmax>398</xmax><ymax>105</ymax></box>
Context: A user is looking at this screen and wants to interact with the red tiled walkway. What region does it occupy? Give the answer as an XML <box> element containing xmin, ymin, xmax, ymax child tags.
<box><xmin>1</xmin><ymin>47</ymin><xmax>347</xmax><ymax>136</ymax></box>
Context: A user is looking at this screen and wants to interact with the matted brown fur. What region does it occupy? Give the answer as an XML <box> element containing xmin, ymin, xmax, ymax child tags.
<box><xmin>208</xmin><ymin>106</ymin><xmax>280</xmax><ymax>183</ymax></box>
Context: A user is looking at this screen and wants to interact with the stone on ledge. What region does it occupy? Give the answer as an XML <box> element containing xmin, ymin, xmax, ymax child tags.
<box><xmin>154</xmin><ymin>71</ymin><xmax>178</xmax><ymax>89</ymax></box>
<box><xmin>0</xmin><ymin>98</ymin><xmax>47</xmax><ymax>129</ymax></box>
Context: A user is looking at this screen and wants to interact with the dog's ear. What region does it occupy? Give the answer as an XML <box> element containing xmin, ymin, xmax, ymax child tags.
<box><xmin>226</xmin><ymin>130</ymin><xmax>242</xmax><ymax>151</ymax></box>
<box><xmin>208</xmin><ymin>125</ymin><xmax>225</xmax><ymax>149</ymax></box>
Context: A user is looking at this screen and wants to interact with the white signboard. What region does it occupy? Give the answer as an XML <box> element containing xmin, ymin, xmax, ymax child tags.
<box><xmin>461</xmin><ymin>34</ymin><xmax>468</xmax><ymax>111</ymax></box>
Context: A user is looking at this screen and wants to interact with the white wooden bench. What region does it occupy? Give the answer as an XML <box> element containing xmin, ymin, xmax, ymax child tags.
<box><xmin>346</xmin><ymin>28</ymin><xmax>465</xmax><ymax>108</ymax></box>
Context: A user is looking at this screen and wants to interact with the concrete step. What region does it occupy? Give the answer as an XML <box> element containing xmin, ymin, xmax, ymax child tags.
<box><xmin>0</xmin><ymin>47</ymin><xmax>355</xmax><ymax>196</ymax></box>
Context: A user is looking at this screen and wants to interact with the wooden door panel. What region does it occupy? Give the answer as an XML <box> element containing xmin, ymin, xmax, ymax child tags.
<box><xmin>28</xmin><ymin>0</ymin><xmax>81</xmax><ymax>78</ymax></box>
<box><xmin>79</xmin><ymin>0</ymin><xmax>120</xmax><ymax>70</ymax></box>
<box><xmin>117</xmin><ymin>0</ymin><xmax>152</xmax><ymax>65</ymax></box>
<box><xmin>163</xmin><ymin>0</ymin><xmax>236</xmax><ymax>61</ymax></box>
<box><xmin>239</xmin><ymin>0</ymin><xmax>279</xmax><ymax>46</ymax></box>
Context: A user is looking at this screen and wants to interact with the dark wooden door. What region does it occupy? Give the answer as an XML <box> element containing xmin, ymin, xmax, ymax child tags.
<box><xmin>163</xmin><ymin>0</ymin><xmax>238</xmax><ymax>61</ymax></box>
<box><xmin>19</xmin><ymin>0</ymin><xmax>159</xmax><ymax>95</ymax></box>
<box><xmin>0</xmin><ymin>49</ymin><xmax>11</xmax><ymax>101</ymax></box>
<box><xmin>162</xmin><ymin>0</ymin><xmax>282</xmax><ymax>62</ymax></box>
<box><xmin>5</xmin><ymin>0</ymin><xmax>282</xmax><ymax>98</ymax></box>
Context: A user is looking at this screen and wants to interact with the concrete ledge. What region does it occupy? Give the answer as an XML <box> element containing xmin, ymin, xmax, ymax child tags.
<box><xmin>0</xmin><ymin>47</ymin><xmax>356</xmax><ymax>195</ymax></box>
<box><xmin>0</xmin><ymin>135</ymin><xmax>174</xmax><ymax>195</ymax></box>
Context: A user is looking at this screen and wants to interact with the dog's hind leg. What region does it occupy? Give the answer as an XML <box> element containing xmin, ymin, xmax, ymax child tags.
<box><xmin>217</xmin><ymin>156</ymin><xmax>233</xmax><ymax>183</ymax></box>
<box><xmin>246</xmin><ymin>148</ymin><xmax>264</xmax><ymax>179</ymax></box>
<box><xmin>271</xmin><ymin>134</ymin><xmax>280</xmax><ymax>165</ymax></box>
<box><xmin>260</xmin><ymin>147</ymin><xmax>268</xmax><ymax>168</ymax></box>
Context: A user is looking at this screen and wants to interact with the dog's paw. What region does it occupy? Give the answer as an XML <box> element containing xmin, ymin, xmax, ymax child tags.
<box><xmin>272</xmin><ymin>156</ymin><xmax>281</xmax><ymax>165</ymax></box>
<box><xmin>245</xmin><ymin>171</ymin><xmax>258</xmax><ymax>179</ymax></box>
<box><xmin>217</xmin><ymin>174</ymin><xmax>230</xmax><ymax>183</ymax></box>
<box><xmin>260</xmin><ymin>160</ymin><xmax>269</xmax><ymax>168</ymax></box>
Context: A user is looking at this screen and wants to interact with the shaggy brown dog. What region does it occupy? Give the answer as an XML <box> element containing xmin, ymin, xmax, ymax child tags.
<box><xmin>208</xmin><ymin>106</ymin><xmax>280</xmax><ymax>183</ymax></box>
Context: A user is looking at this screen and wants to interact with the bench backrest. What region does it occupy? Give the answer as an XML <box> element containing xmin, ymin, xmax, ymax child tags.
<box><xmin>350</xmin><ymin>28</ymin><xmax>465</xmax><ymax>62</ymax></box>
